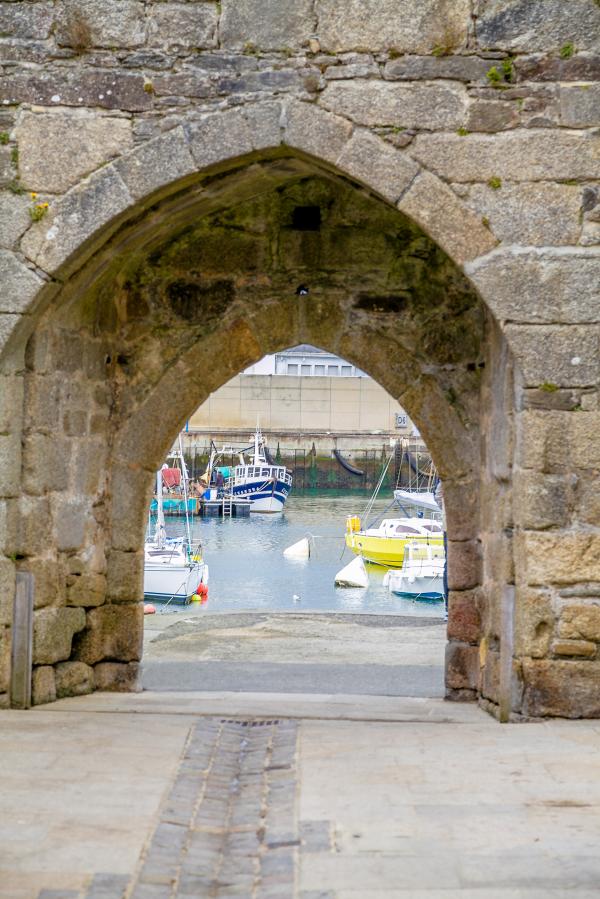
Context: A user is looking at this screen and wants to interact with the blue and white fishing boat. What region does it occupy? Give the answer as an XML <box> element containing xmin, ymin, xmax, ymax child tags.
<box><xmin>206</xmin><ymin>427</ymin><xmax>292</xmax><ymax>513</ymax></box>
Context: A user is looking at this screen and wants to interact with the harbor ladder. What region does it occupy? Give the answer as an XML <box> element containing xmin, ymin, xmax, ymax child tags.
<box><xmin>222</xmin><ymin>494</ymin><xmax>233</xmax><ymax>517</ymax></box>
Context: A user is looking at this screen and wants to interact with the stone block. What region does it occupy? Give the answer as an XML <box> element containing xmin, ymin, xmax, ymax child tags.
<box><xmin>521</xmin><ymin>658</ymin><xmax>600</xmax><ymax>717</ymax></box>
<box><xmin>52</xmin><ymin>497</ymin><xmax>89</xmax><ymax>553</ymax></box>
<box><xmin>505</xmin><ymin>324</ymin><xmax>599</xmax><ymax>389</ymax></box>
<box><xmin>516</xmin><ymin>55</ymin><xmax>600</xmax><ymax>83</ymax></box>
<box><xmin>0</xmin><ymin>194</ymin><xmax>30</xmax><ymax>250</ymax></box>
<box><xmin>522</xmin><ymin>531</ymin><xmax>600</xmax><ymax>586</ymax></box>
<box><xmin>466</xmin><ymin>100</ymin><xmax>519</xmax><ymax>133</ymax></box>
<box><xmin>0</xmin><ymin>2</ymin><xmax>53</xmax><ymax>39</ymax></box>
<box><xmin>185</xmin><ymin>107</ymin><xmax>256</xmax><ymax>171</ymax></box>
<box><xmin>0</xmin><ymin>557</ymin><xmax>15</xmax><ymax>626</ymax></box>
<box><xmin>514</xmin><ymin>587</ymin><xmax>554</xmax><ymax>658</ymax></box>
<box><xmin>20</xmin><ymin>164</ymin><xmax>133</xmax><ymax>276</ymax></box>
<box><xmin>0</xmin><ymin>147</ymin><xmax>12</xmax><ymax>188</ymax></box>
<box><xmin>220</xmin><ymin>0</ymin><xmax>314</xmax><ymax>50</ymax></box>
<box><xmin>0</xmin><ymin>625</ymin><xmax>9</xmax><ymax>694</ymax></box>
<box><xmin>512</xmin><ymin>471</ymin><xmax>570</xmax><ymax>529</ymax></box>
<box><xmin>0</xmin><ymin>71</ymin><xmax>152</xmax><ymax>113</ymax></box>
<box><xmin>22</xmin><ymin>433</ymin><xmax>69</xmax><ymax>495</ymax></box>
<box><xmin>570</xmin><ymin>413</ymin><xmax>600</xmax><ymax>469</ymax></box>
<box><xmin>442</xmin><ymin>479</ymin><xmax>478</xmax><ymax>541</ymax></box>
<box><xmin>33</xmin><ymin>606</ymin><xmax>86</xmax><ymax>665</ymax></box>
<box><xmin>320</xmin><ymin>81</ymin><xmax>468</xmax><ymax>131</ymax></box>
<box><xmin>73</xmin><ymin>603</ymin><xmax>143</xmax><ymax>665</ymax></box>
<box><xmin>516</xmin><ymin>410</ymin><xmax>570</xmax><ymax>473</ymax></box>
<box><xmin>445</xmin><ymin>640</ymin><xmax>480</xmax><ymax>692</ymax></box>
<box><xmin>94</xmin><ymin>660</ymin><xmax>141</xmax><ymax>692</ymax></box>
<box><xmin>559</xmin><ymin>603</ymin><xmax>600</xmax><ymax>641</ymax></box>
<box><xmin>560</xmin><ymin>84</ymin><xmax>600</xmax><ymax>128</ymax></box>
<box><xmin>336</xmin><ymin>130</ymin><xmax>419</xmax><ymax>203</ymax></box>
<box><xmin>575</xmin><ymin>473</ymin><xmax>600</xmax><ymax>525</ymax></box>
<box><xmin>318</xmin><ymin>0</ymin><xmax>471</xmax><ymax>54</ymax></box>
<box><xmin>384</xmin><ymin>55</ymin><xmax>489</xmax><ymax>83</ymax></box>
<box><xmin>0</xmin><ymin>251</ymin><xmax>44</xmax><ymax>316</ymax></box>
<box><xmin>0</xmin><ymin>432</ymin><xmax>21</xmax><ymax>498</ymax></box>
<box><xmin>66</xmin><ymin>572</ymin><xmax>106</xmax><ymax>608</ymax></box>
<box><xmin>148</xmin><ymin>3</ymin><xmax>217</xmax><ymax>50</ymax></box>
<box><xmin>106</xmin><ymin>550</ymin><xmax>143</xmax><ymax>603</ymax></box>
<box><xmin>54</xmin><ymin>660</ymin><xmax>94</xmax><ymax>697</ymax></box>
<box><xmin>55</xmin><ymin>0</ymin><xmax>146</xmax><ymax>49</ymax></box>
<box><xmin>551</xmin><ymin>639</ymin><xmax>597</xmax><ymax>659</ymax></box>
<box><xmin>477</xmin><ymin>0</ymin><xmax>600</xmax><ymax>53</ymax></box>
<box><xmin>398</xmin><ymin>171</ymin><xmax>497</xmax><ymax>266</ymax></box>
<box><xmin>16</xmin><ymin>110</ymin><xmax>133</xmax><ymax>194</ymax></box>
<box><xmin>447</xmin><ymin>539</ymin><xmax>481</xmax><ymax>591</ymax></box>
<box><xmin>284</xmin><ymin>100</ymin><xmax>352</xmax><ymax>166</ymax></box>
<box><xmin>113</xmin><ymin>127</ymin><xmax>196</xmax><ymax>203</ymax></box>
<box><xmin>32</xmin><ymin>665</ymin><xmax>56</xmax><ymax>705</ymax></box>
<box><xmin>463</xmin><ymin>184</ymin><xmax>582</xmax><ymax>248</ymax></box>
<box><xmin>448</xmin><ymin>589</ymin><xmax>481</xmax><ymax>644</ymax></box>
<box><xmin>410</xmin><ymin>131</ymin><xmax>600</xmax><ymax>182</ymax></box>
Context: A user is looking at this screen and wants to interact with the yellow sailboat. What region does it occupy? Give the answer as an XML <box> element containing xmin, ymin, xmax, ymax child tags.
<box><xmin>345</xmin><ymin>516</ymin><xmax>443</xmax><ymax>568</ymax></box>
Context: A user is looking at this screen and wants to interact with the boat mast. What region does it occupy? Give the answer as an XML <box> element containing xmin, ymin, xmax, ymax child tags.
<box><xmin>156</xmin><ymin>468</ymin><xmax>166</xmax><ymax>548</ymax></box>
<box><xmin>178</xmin><ymin>433</ymin><xmax>193</xmax><ymax>550</ymax></box>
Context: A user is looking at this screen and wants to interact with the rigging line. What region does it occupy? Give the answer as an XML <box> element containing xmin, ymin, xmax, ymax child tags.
<box><xmin>361</xmin><ymin>452</ymin><xmax>394</xmax><ymax>523</ymax></box>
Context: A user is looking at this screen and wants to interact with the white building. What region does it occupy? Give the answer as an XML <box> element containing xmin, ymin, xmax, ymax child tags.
<box><xmin>244</xmin><ymin>345</ymin><xmax>367</xmax><ymax>377</ymax></box>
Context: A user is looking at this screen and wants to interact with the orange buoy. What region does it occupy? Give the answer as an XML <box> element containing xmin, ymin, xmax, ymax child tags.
<box><xmin>144</xmin><ymin>604</ymin><xmax>156</xmax><ymax>615</ymax></box>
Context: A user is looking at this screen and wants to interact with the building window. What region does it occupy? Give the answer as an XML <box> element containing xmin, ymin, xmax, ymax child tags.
<box><xmin>301</xmin><ymin>364</ymin><xmax>311</xmax><ymax>375</ymax></box>
<box><xmin>341</xmin><ymin>365</ymin><xmax>352</xmax><ymax>376</ymax></box>
<box><xmin>328</xmin><ymin>365</ymin><xmax>339</xmax><ymax>376</ymax></box>
<box><xmin>287</xmin><ymin>364</ymin><xmax>298</xmax><ymax>374</ymax></box>
<box><xmin>314</xmin><ymin>364</ymin><xmax>325</xmax><ymax>375</ymax></box>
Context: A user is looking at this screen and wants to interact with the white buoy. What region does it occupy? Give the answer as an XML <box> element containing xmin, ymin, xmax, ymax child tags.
<box><xmin>283</xmin><ymin>537</ymin><xmax>310</xmax><ymax>559</ymax></box>
<box><xmin>334</xmin><ymin>556</ymin><xmax>369</xmax><ymax>588</ymax></box>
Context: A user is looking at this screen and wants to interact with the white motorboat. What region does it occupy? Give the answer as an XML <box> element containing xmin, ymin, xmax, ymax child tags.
<box><xmin>144</xmin><ymin>442</ymin><xmax>208</xmax><ymax>605</ymax></box>
<box><xmin>383</xmin><ymin>542</ymin><xmax>444</xmax><ymax>601</ymax></box>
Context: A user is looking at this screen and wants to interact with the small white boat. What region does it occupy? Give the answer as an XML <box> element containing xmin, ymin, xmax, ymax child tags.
<box><xmin>335</xmin><ymin>556</ymin><xmax>369</xmax><ymax>588</ymax></box>
<box><xmin>144</xmin><ymin>456</ymin><xmax>208</xmax><ymax>605</ymax></box>
<box><xmin>383</xmin><ymin>542</ymin><xmax>444</xmax><ymax>601</ymax></box>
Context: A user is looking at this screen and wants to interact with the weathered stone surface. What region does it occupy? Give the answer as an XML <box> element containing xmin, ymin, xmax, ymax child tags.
<box><xmin>559</xmin><ymin>603</ymin><xmax>600</xmax><ymax>641</ymax></box>
<box><xmin>0</xmin><ymin>71</ymin><xmax>153</xmax><ymax>112</ymax></box>
<box><xmin>73</xmin><ymin>603</ymin><xmax>143</xmax><ymax>665</ymax></box>
<box><xmin>55</xmin><ymin>0</ymin><xmax>147</xmax><ymax>49</ymax></box>
<box><xmin>220</xmin><ymin>0</ymin><xmax>314</xmax><ymax>51</ymax></box>
<box><xmin>284</xmin><ymin>100</ymin><xmax>352</xmax><ymax>165</ymax></box>
<box><xmin>0</xmin><ymin>194</ymin><xmax>30</xmax><ymax>250</ymax></box>
<box><xmin>0</xmin><ymin>433</ymin><xmax>22</xmax><ymax>499</ymax></box>
<box><xmin>445</xmin><ymin>640</ymin><xmax>480</xmax><ymax>692</ymax></box>
<box><xmin>505</xmin><ymin>324</ymin><xmax>599</xmax><ymax>388</ymax></box>
<box><xmin>522</xmin><ymin>531</ymin><xmax>600</xmax><ymax>586</ymax></box>
<box><xmin>94</xmin><ymin>661</ymin><xmax>141</xmax><ymax>692</ymax></box>
<box><xmin>0</xmin><ymin>557</ymin><xmax>15</xmax><ymax>626</ymax></box>
<box><xmin>448</xmin><ymin>590</ymin><xmax>481</xmax><ymax>644</ymax></box>
<box><xmin>66</xmin><ymin>572</ymin><xmax>106</xmax><ymax>608</ymax></box>
<box><xmin>0</xmin><ymin>2</ymin><xmax>53</xmax><ymax>40</ymax></box>
<box><xmin>516</xmin><ymin>54</ymin><xmax>600</xmax><ymax>83</ymax></box>
<box><xmin>320</xmin><ymin>81</ymin><xmax>468</xmax><ymax>130</ymax></box>
<box><xmin>513</xmin><ymin>471</ymin><xmax>570</xmax><ymax>529</ymax></box>
<box><xmin>521</xmin><ymin>659</ymin><xmax>600</xmax><ymax>717</ymax></box>
<box><xmin>106</xmin><ymin>550</ymin><xmax>143</xmax><ymax>603</ymax></box>
<box><xmin>570</xmin><ymin>412</ymin><xmax>600</xmax><ymax>469</ymax></box>
<box><xmin>53</xmin><ymin>498</ymin><xmax>89</xmax><ymax>553</ymax></box>
<box><xmin>16</xmin><ymin>111</ymin><xmax>132</xmax><ymax>194</ymax></box>
<box><xmin>22</xmin><ymin>433</ymin><xmax>69</xmax><ymax>495</ymax></box>
<box><xmin>447</xmin><ymin>539</ymin><xmax>481</xmax><ymax>591</ymax></box>
<box><xmin>466</xmin><ymin>100</ymin><xmax>519</xmax><ymax>133</ymax></box>
<box><xmin>0</xmin><ymin>251</ymin><xmax>44</xmax><ymax>315</ymax></box>
<box><xmin>0</xmin><ymin>147</ymin><xmax>12</xmax><ymax>188</ymax></box>
<box><xmin>148</xmin><ymin>3</ymin><xmax>217</xmax><ymax>51</ymax></box>
<box><xmin>31</xmin><ymin>558</ymin><xmax>66</xmax><ymax>610</ymax></box>
<box><xmin>514</xmin><ymin>588</ymin><xmax>554</xmax><ymax>658</ymax></box>
<box><xmin>20</xmin><ymin>164</ymin><xmax>133</xmax><ymax>276</ymax></box>
<box><xmin>399</xmin><ymin>171</ymin><xmax>497</xmax><ymax>266</ymax></box>
<box><xmin>32</xmin><ymin>665</ymin><xmax>56</xmax><ymax>705</ymax></box>
<box><xmin>318</xmin><ymin>0</ymin><xmax>471</xmax><ymax>54</ymax></box>
<box><xmin>551</xmin><ymin>639</ymin><xmax>597</xmax><ymax>659</ymax></box>
<box><xmin>33</xmin><ymin>607</ymin><xmax>86</xmax><ymax>665</ymax></box>
<box><xmin>560</xmin><ymin>84</ymin><xmax>600</xmax><ymax>128</ymax></box>
<box><xmin>185</xmin><ymin>107</ymin><xmax>260</xmax><ymax>170</ymax></box>
<box><xmin>410</xmin><ymin>131</ymin><xmax>600</xmax><ymax>182</ymax></box>
<box><xmin>336</xmin><ymin>130</ymin><xmax>419</xmax><ymax>203</ymax></box>
<box><xmin>384</xmin><ymin>55</ymin><xmax>489</xmax><ymax>83</ymax></box>
<box><xmin>54</xmin><ymin>660</ymin><xmax>94</xmax><ymax>698</ymax></box>
<box><xmin>516</xmin><ymin>410</ymin><xmax>570</xmax><ymax>473</ymax></box>
<box><xmin>463</xmin><ymin>184</ymin><xmax>582</xmax><ymax>247</ymax></box>
<box><xmin>477</xmin><ymin>0</ymin><xmax>600</xmax><ymax>53</ymax></box>
<box><xmin>114</xmin><ymin>127</ymin><xmax>196</xmax><ymax>202</ymax></box>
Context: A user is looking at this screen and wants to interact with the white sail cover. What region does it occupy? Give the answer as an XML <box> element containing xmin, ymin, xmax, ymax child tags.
<box><xmin>335</xmin><ymin>556</ymin><xmax>369</xmax><ymax>588</ymax></box>
<box><xmin>394</xmin><ymin>489</ymin><xmax>440</xmax><ymax>514</ymax></box>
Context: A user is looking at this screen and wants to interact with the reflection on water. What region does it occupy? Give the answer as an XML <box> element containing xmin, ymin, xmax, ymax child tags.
<box><xmin>164</xmin><ymin>492</ymin><xmax>444</xmax><ymax>617</ymax></box>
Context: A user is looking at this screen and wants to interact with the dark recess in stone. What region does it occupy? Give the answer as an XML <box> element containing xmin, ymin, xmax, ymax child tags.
<box><xmin>166</xmin><ymin>279</ymin><xmax>234</xmax><ymax>321</ymax></box>
<box><xmin>291</xmin><ymin>205</ymin><xmax>321</xmax><ymax>231</ymax></box>
<box><xmin>354</xmin><ymin>294</ymin><xmax>408</xmax><ymax>314</ymax></box>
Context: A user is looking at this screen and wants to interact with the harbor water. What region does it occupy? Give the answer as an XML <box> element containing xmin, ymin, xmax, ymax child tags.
<box><xmin>163</xmin><ymin>492</ymin><xmax>444</xmax><ymax>617</ymax></box>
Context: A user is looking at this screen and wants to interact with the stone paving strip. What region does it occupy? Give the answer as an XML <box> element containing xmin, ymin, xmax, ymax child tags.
<box><xmin>128</xmin><ymin>717</ymin><xmax>299</xmax><ymax>899</ymax></box>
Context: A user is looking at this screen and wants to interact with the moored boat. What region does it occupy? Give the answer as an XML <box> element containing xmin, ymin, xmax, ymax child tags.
<box><xmin>345</xmin><ymin>516</ymin><xmax>443</xmax><ymax>568</ymax></box>
<box><xmin>383</xmin><ymin>542</ymin><xmax>444</xmax><ymax>600</ymax></box>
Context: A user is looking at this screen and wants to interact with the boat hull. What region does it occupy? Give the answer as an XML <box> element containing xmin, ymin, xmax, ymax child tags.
<box><xmin>345</xmin><ymin>532</ymin><xmax>443</xmax><ymax>568</ymax></box>
<box><xmin>143</xmin><ymin>560</ymin><xmax>205</xmax><ymax>604</ymax></box>
<box><xmin>231</xmin><ymin>479</ymin><xmax>291</xmax><ymax>513</ymax></box>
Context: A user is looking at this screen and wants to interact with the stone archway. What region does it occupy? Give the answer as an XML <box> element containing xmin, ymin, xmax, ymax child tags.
<box><xmin>1</xmin><ymin>101</ymin><xmax>598</xmax><ymax>719</ymax></box>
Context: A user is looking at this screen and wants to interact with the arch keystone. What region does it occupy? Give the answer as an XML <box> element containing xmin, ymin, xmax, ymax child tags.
<box><xmin>336</xmin><ymin>129</ymin><xmax>419</xmax><ymax>204</ymax></box>
<box><xmin>283</xmin><ymin>99</ymin><xmax>353</xmax><ymax>165</ymax></box>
